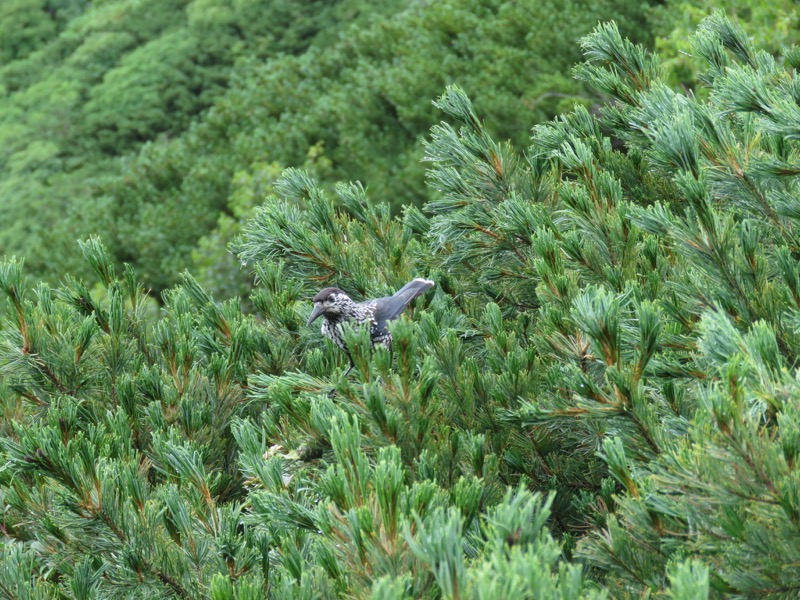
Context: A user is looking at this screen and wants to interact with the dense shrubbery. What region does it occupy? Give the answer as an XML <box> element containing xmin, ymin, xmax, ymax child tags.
<box><xmin>3</xmin><ymin>7</ymin><xmax>800</xmax><ymax>597</ymax></box>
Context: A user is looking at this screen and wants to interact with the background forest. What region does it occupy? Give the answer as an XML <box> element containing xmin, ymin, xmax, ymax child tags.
<box><xmin>2</xmin><ymin>0</ymin><xmax>800</xmax><ymax>597</ymax></box>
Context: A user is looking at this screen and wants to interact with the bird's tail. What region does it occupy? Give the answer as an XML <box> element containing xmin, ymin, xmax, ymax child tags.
<box><xmin>393</xmin><ymin>278</ymin><xmax>435</xmax><ymax>304</ymax></box>
<box><xmin>369</xmin><ymin>278</ymin><xmax>435</xmax><ymax>325</ymax></box>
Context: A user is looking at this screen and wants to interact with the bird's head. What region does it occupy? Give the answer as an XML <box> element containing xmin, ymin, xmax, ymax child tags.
<box><xmin>307</xmin><ymin>287</ymin><xmax>353</xmax><ymax>324</ymax></box>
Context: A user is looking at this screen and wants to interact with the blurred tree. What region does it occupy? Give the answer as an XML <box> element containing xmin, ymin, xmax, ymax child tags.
<box><xmin>650</xmin><ymin>0</ymin><xmax>800</xmax><ymax>89</ymax></box>
<box><xmin>0</xmin><ymin>0</ymin><xmax>406</xmax><ymax>293</ymax></box>
<box><xmin>0</xmin><ymin>1</ymin><xmax>58</xmax><ymax>64</ymax></box>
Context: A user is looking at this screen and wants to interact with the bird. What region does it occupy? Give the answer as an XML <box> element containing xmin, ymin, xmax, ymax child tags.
<box><xmin>307</xmin><ymin>278</ymin><xmax>435</xmax><ymax>377</ymax></box>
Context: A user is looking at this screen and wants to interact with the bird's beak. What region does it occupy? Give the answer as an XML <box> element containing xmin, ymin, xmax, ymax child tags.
<box><xmin>307</xmin><ymin>304</ymin><xmax>324</xmax><ymax>325</ymax></box>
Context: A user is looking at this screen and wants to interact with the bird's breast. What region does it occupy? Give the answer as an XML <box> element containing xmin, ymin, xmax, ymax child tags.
<box><xmin>321</xmin><ymin>318</ymin><xmax>348</xmax><ymax>350</ymax></box>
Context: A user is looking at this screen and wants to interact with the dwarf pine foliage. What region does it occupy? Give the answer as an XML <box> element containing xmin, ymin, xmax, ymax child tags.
<box><xmin>1</xmin><ymin>12</ymin><xmax>800</xmax><ymax>598</ymax></box>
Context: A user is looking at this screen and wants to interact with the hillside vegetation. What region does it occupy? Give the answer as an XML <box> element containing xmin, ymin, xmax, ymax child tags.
<box><xmin>0</xmin><ymin>0</ymin><xmax>406</xmax><ymax>289</ymax></box>
<box><xmin>2</xmin><ymin>1</ymin><xmax>800</xmax><ymax>598</ymax></box>
<box><xmin>0</xmin><ymin>0</ymin><xmax>653</xmax><ymax>296</ymax></box>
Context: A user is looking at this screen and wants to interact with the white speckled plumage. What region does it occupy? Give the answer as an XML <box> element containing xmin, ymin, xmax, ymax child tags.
<box><xmin>307</xmin><ymin>278</ymin><xmax>435</xmax><ymax>373</ymax></box>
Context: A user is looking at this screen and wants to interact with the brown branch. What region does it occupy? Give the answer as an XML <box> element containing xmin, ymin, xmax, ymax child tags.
<box><xmin>157</xmin><ymin>572</ymin><xmax>191</xmax><ymax>600</ymax></box>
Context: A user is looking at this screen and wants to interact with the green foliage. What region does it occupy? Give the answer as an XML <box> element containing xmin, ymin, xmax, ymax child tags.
<box><xmin>0</xmin><ymin>0</ymin><xmax>406</xmax><ymax>292</ymax></box>
<box><xmin>651</xmin><ymin>0</ymin><xmax>800</xmax><ymax>88</ymax></box>
<box><xmin>0</xmin><ymin>239</ymin><xmax>273</xmax><ymax>596</ymax></box>
<box><xmin>0</xmin><ymin>229</ymin><xmax>598</xmax><ymax>596</ymax></box>
<box><xmin>0</xmin><ymin>0</ymin><xmax>652</xmax><ymax>296</ymax></box>
<box><xmin>7</xmin><ymin>4</ymin><xmax>800</xmax><ymax>599</ymax></box>
<box><xmin>82</xmin><ymin>30</ymin><xmax>214</xmax><ymax>150</ymax></box>
<box><xmin>559</xmin><ymin>15</ymin><xmax>800</xmax><ymax>596</ymax></box>
<box><xmin>0</xmin><ymin>1</ymin><xmax>76</xmax><ymax>64</ymax></box>
<box><xmin>147</xmin><ymin>0</ymin><xmax>653</xmax><ymax>296</ymax></box>
<box><xmin>230</xmin><ymin>13</ymin><xmax>800</xmax><ymax>597</ymax></box>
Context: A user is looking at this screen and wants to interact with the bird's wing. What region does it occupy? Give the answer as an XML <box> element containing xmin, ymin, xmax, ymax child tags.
<box><xmin>363</xmin><ymin>278</ymin><xmax>435</xmax><ymax>333</ymax></box>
